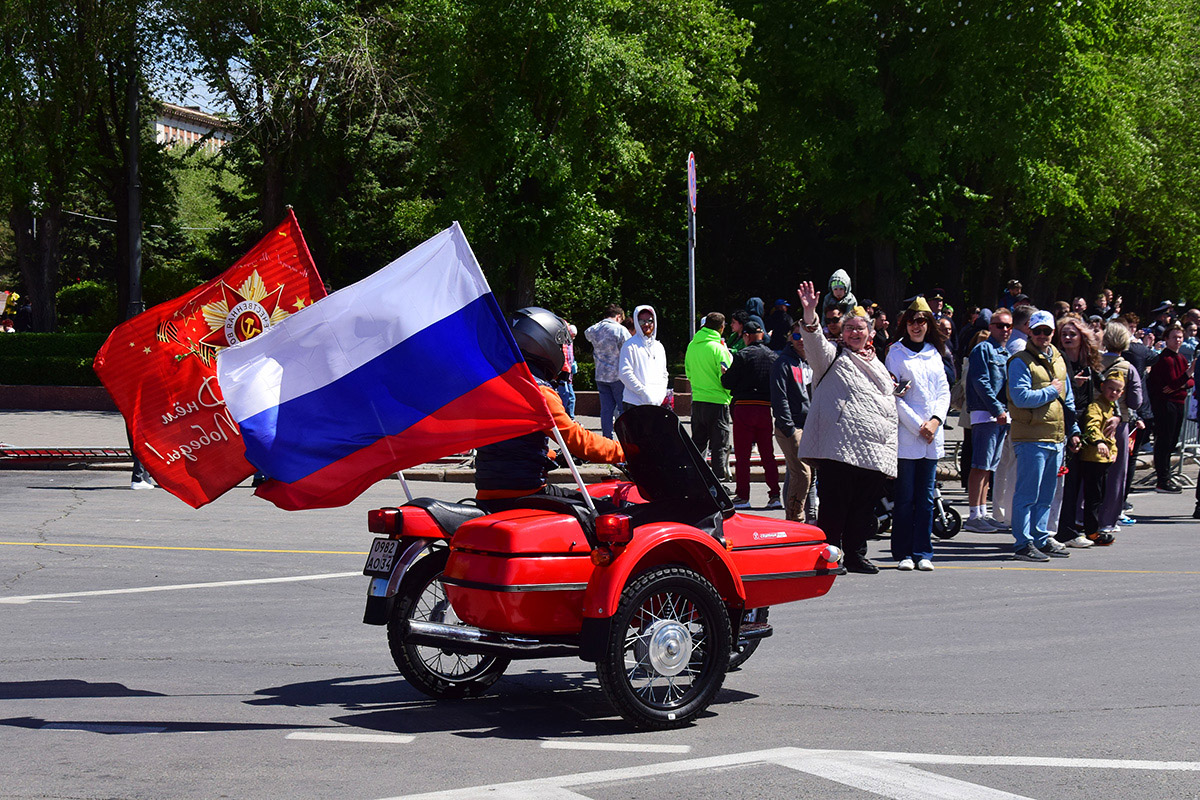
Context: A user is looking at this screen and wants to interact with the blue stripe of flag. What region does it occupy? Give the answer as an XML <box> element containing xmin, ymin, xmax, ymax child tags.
<box><xmin>238</xmin><ymin>293</ymin><xmax>524</xmax><ymax>483</ymax></box>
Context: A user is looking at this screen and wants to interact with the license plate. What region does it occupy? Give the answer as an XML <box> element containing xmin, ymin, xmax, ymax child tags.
<box><xmin>363</xmin><ymin>537</ymin><xmax>400</xmax><ymax>577</ymax></box>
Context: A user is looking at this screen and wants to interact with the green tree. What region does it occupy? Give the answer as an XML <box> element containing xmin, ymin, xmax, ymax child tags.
<box><xmin>405</xmin><ymin>0</ymin><xmax>752</xmax><ymax>329</ymax></box>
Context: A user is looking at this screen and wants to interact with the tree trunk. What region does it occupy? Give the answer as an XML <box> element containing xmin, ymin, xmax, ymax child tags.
<box><xmin>1023</xmin><ymin>218</ymin><xmax>1049</xmax><ymax>303</ymax></box>
<box><xmin>872</xmin><ymin>238</ymin><xmax>899</xmax><ymax>314</ymax></box>
<box><xmin>942</xmin><ymin>216</ymin><xmax>966</xmax><ymax>305</ymax></box>
<box><xmin>261</xmin><ymin>151</ymin><xmax>286</xmax><ymax>234</ymax></box>
<box><xmin>513</xmin><ymin>252</ymin><xmax>536</xmax><ymax>310</ymax></box>
<box><xmin>10</xmin><ymin>204</ymin><xmax>63</xmax><ymax>332</ymax></box>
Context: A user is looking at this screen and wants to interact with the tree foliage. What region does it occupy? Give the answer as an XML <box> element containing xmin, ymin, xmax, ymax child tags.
<box><xmin>4</xmin><ymin>0</ymin><xmax>1200</xmax><ymax>341</ymax></box>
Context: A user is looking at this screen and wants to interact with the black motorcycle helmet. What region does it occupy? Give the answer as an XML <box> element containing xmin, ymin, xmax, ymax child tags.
<box><xmin>511</xmin><ymin>306</ymin><xmax>569</xmax><ymax>379</ymax></box>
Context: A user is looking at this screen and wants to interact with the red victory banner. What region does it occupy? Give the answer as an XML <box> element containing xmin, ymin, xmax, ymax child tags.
<box><xmin>94</xmin><ymin>210</ymin><xmax>327</xmax><ymax>508</ymax></box>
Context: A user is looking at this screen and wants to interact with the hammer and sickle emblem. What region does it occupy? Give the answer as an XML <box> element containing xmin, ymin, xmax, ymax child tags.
<box><xmin>240</xmin><ymin>315</ymin><xmax>262</xmax><ymax>339</ymax></box>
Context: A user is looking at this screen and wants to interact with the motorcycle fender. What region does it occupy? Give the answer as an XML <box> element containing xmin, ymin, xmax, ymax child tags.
<box><xmin>581</xmin><ymin>523</ymin><xmax>745</xmax><ymax>628</ymax></box>
<box><xmin>362</xmin><ymin>538</ymin><xmax>442</xmax><ymax>625</ymax></box>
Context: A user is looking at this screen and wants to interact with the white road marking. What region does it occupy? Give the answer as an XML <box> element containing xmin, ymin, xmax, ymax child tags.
<box><xmin>541</xmin><ymin>740</ymin><xmax>692</xmax><ymax>754</ymax></box>
<box><xmin>287</xmin><ymin>732</ymin><xmax>416</xmax><ymax>744</ymax></box>
<box><xmin>863</xmin><ymin>749</ymin><xmax>1200</xmax><ymax>771</ymax></box>
<box><xmin>0</xmin><ymin>572</ymin><xmax>361</xmax><ymax>604</ymax></box>
<box><xmin>779</xmin><ymin>751</ymin><xmax>1034</xmax><ymax>800</ymax></box>
<box><xmin>372</xmin><ymin>746</ymin><xmax>1200</xmax><ymax>800</ymax></box>
<box><xmin>42</xmin><ymin>723</ymin><xmax>167</xmax><ymax>734</ymax></box>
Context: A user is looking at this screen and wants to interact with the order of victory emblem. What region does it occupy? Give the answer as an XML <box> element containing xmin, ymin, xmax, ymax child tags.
<box><xmin>201</xmin><ymin>270</ymin><xmax>288</xmax><ymax>347</ymax></box>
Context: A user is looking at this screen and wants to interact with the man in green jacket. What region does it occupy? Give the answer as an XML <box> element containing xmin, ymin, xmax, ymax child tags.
<box><xmin>685</xmin><ymin>312</ymin><xmax>733</xmax><ymax>480</ymax></box>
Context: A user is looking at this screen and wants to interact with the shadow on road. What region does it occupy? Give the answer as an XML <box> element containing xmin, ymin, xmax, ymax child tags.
<box><xmin>0</xmin><ymin>679</ymin><xmax>164</xmax><ymax>700</ymax></box>
<box><xmin>248</xmin><ymin>670</ymin><xmax>757</xmax><ymax>737</ymax></box>
<box><xmin>0</xmin><ymin>716</ymin><xmax>329</xmax><ymax>735</ymax></box>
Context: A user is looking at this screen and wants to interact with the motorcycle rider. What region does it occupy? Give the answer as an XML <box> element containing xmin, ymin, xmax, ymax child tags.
<box><xmin>475</xmin><ymin>307</ymin><xmax>624</xmax><ymax>500</ymax></box>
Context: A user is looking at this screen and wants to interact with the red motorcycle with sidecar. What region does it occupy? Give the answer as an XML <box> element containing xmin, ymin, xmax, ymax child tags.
<box><xmin>361</xmin><ymin>405</ymin><xmax>844</xmax><ymax>728</ymax></box>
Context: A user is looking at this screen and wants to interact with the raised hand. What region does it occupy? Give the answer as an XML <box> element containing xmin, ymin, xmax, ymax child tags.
<box><xmin>797</xmin><ymin>281</ymin><xmax>819</xmax><ymax>315</ymax></box>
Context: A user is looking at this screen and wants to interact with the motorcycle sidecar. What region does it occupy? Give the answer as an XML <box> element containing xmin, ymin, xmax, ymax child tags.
<box><xmin>362</xmin><ymin>406</ymin><xmax>844</xmax><ymax>729</ymax></box>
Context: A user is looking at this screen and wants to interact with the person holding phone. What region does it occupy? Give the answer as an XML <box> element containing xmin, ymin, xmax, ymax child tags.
<box><xmin>885</xmin><ymin>298</ymin><xmax>951</xmax><ymax>571</ymax></box>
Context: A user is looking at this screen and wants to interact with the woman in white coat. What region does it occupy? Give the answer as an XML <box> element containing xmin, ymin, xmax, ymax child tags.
<box><xmin>884</xmin><ymin>297</ymin><xmax>951</xmax><ymax>571</ymax></box>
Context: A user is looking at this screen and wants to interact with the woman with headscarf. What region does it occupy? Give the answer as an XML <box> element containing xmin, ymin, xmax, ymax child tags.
<box><xmin>795</xmin><ymin>281</ymin><xmax>898</xmax><ymax>574</ymax></box>
<box><xmin>885</xmin><ymin>298</ymin><xmax>951</xmax><ymax>571</ymax></box>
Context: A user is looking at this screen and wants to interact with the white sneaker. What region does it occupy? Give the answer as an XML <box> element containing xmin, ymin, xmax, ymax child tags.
<box><xmin>897</xmin><ymin>558</ymin><xmax>915</xmax><ymax>571</ymax></box>
<box><xmin>964</xmin><ymin>516</ymin><xmax>999</xmax><ymax>533</ymax></box>
<box><xmin>916</xmin><ymin>558</ymin><xmax>934</xmax><ymax>571</ymax></box>
<box><xmin>131</xmin><ymin>479</ymin><xmax>155</xmax><ymax>490</ymax></box>
<box><xmin>1065</xmin><ymin>535</ymin><xmax>1094</xmax><ymax>548</ymax></box>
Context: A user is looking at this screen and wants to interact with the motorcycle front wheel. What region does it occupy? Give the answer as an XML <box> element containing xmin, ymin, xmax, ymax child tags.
<box><xmin>596</xmin><ymin>566</ymin><xmax>731</xmax><ymax>729</ymax></box>
<box><xmin>387</xmin><ymin>550</ymin><xmax>509</xmax><ymax>698</ymax></box>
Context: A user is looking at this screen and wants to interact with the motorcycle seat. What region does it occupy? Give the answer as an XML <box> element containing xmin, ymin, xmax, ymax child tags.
<box><xmin>404</xmin><ymin>497</ymin><xmax>488</xmax><ymax>535</ymax></box>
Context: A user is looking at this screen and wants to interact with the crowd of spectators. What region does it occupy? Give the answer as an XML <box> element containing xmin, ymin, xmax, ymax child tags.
<box><xmin>582</xmin><ymin>276</ymin><xmax>1200</xmax><ymax>574</ymax></box>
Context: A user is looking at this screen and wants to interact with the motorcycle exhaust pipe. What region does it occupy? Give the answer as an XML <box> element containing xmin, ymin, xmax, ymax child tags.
<box><xmin>405</xmin><ymin>620</ymin><xmax>579</xmax><ymax>659</ymax></box>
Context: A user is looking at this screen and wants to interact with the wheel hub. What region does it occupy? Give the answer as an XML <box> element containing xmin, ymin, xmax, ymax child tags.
<box><xmin>639</xmin><ymin>619</ymin><xmax>693</xmax><ymax>677</ymax></box>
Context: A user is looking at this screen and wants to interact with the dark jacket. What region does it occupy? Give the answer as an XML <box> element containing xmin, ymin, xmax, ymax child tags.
<box><xmin>1123</xmin><ymin>341</ymin><xmax>1155</xmax><ymax>420</ymax></box>
<box><xmin>1147</xmin><ymin>348</ymin><xmax>1189</xmax><ymax>406</ymax></box>
<box><xmin>721</xmin><ymin>340</ymin><xmax>777</xmax><ymax>403</ymax></box>
<box><xmin>765</xmin><ymin>309</ymin><xmax>794</xmax><ymax>351</ymax></box>
<box><xmin>770</xmin><ymin>347</ymin><xmax>810</xmax><ymax>436</ymax></box>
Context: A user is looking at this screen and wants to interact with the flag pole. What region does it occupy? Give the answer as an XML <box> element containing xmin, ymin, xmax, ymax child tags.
<box><xmin>397</xmin><ymin>471</ymin><xmax>414</xmax><ymax>502</ymax></box>
<box><xmin>550</xmin><ymin>426</ymin><xmax>597</xmax><ymax>514</ymax></box>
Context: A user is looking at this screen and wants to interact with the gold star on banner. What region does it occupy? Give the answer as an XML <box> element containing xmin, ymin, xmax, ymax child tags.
<box><xmin>129</xmin><ymin>341</ymin><xmax>136</xmax><ymax>348</ymax></box>
<box><xmin>293</xmin><ymin>297</ymin><xmax>307</xmax><ymax>311</ymax></box>
<box><xmin>143</xmin><ymin>346</ymin><xmax>152</xmax><ymax>355</ymax></box>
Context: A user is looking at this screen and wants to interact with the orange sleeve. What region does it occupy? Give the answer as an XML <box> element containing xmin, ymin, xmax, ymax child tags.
<box><xmin>541</xmin><ymin>385</ymin><xmax>624</xmax><ymax>464</ymax></box>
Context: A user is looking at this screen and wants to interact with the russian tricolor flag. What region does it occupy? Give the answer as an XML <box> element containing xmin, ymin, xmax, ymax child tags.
<box><xmin>216</xmin><ymin>223</ymin><xmax>554</xmax><ymax>510</ymax></box>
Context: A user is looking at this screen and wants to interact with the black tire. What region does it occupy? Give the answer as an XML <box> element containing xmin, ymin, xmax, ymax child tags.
<box><xmin>596</xmin><ymin>566</ymin><xmax>731</xmax><ymax>729</ymax></box>
<box><xmin>728</xmin><ymin>607</ymin><xmax>769</xmax><ymax>671</ymax></box>
<box><xmin>386</xmin><ymin>549</ymin><xmax>509</xmax><ymax>698</ymax></box>
<box><xmin>933</xmin><ymin>503</ymin><xmax>962</xmax><ymax>539</ymax></box>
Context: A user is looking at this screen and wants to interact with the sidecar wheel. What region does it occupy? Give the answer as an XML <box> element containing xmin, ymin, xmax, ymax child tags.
<box><xmin>728</xmin><ymin>607</ymin><xmax>770</xmax><ymax>671</ymax></box>
<box><xmin>933</xmin><ymin>504</ymin><xmax>962</xmax><ymax>539</ymax></box>
<box><xmin>597</xmin><ymin>566</ymin><xmax>731</xmax><ymax>729</ymax></box>
<box><xmin>387</xmin><ymin>550</ymin><xmax>509</xmax><ymax>698</ymax></box>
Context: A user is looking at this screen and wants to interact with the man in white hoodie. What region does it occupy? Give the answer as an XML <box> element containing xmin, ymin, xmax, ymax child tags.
<box><xmin>618</xmin><ymin>305</ymin><xmax>669</xmax><ymax>409</ymax></box>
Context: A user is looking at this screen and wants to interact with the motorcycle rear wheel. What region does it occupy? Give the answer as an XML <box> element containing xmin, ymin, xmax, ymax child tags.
<box><xmin>387</xmin><ymin>550</ymin><xmax>509</xmax><ymax>698</ymax></box>
<box><xmin>728</xmin><ymin>607</ymin><xmax>770</xmax><ymax>671</ymax></box>
<box><xmin>597</xmin><ymin>566</ymin><xmax>731</xmax><ymax>729</ymax></box>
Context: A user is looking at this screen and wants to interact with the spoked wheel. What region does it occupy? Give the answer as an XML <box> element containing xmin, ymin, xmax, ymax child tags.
<box><xmin>597</xmin><ymin>566</ymin><xmax>731</xmax><ymax>729</ymax></box>
<box><xmin>387</xmin><ymin>550</ymin><xmax>509</xmax><ymax>698</ymax></box>
<box><xmin>728</xmin><ymin>607</ymin><xmax>770</xmax><ymax>671</ymax></box>
<box><xmin>932</xmin><ymin>503</ymin><xmax>962</xmax><ymax>539</ymax></box>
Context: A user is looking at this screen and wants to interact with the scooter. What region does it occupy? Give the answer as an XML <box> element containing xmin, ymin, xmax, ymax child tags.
<box><xmin>360</xmin><ymin>406</ymin><xmax>844</xmax><ymax>729</ymax></box>
<box><xmin>875</xmin><ymin>480</ymin><xmax>962</xmax><ymax>539</ymax></box>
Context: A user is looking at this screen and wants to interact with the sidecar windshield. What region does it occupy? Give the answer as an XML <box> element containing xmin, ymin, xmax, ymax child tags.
<box><xmin>614</xmin><ymin>405</ymin><xmax>734</xmax><ymax>519</ymax></box>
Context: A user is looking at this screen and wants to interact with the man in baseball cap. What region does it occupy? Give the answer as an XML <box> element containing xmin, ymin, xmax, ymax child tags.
<box><xmin>1004</xmin><ymin>308</ymin><xmax>1080</xmax><ymax>561</ymax></box>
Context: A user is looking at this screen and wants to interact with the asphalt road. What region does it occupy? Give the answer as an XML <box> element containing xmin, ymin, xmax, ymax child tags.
<box><xmin>1</xmin><ymin>467</ymin><xmax>1198</xmax><ymax>800</ymax></box>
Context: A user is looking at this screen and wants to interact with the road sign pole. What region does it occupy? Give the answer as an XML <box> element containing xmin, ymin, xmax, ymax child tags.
<box><xmin>687</xmin><ymin>152</ymin><xmax>697</xmax><ymax>337</ymax></box>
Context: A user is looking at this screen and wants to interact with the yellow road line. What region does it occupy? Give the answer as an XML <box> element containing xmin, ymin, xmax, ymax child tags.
<box><xmin>0</xmin><ymin>541</ymin><xmax>367</xmax><ymax>556</ymax></box>
<box><xmin>935</xmin><ymin>565</ymin><xmax>1200</xmax><ymax>574</ymax></box>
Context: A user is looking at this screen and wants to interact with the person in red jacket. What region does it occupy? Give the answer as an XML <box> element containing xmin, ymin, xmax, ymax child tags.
<box><xmin>1146</xmin><ymin>323</ymin><xmax>1190</xmax><ymax>493</ymax></box>
<box><xmin>475</xmin><ymin>307</ymin><xmax>624</xmax><ymax>500</ymax></box>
